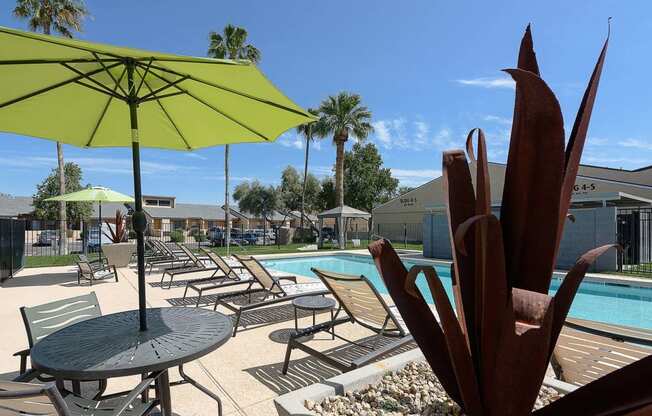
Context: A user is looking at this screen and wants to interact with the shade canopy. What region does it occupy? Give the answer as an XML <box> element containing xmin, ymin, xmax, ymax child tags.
<box><xmin>0</xmin><ymin>25</ymin><xmax>314</xmax><ymax>332</ymax></box>
<box><xmin>45</xmin><ymin>186</ymin><xmax>134</xmax><ymax>203</ymax></box>
<box><xmin>0</xmin><ymin>25</ymin><xmax>314</xmax><ymax>149</ymax></box>
<box><xmin>317</xmin><ymin>205</ymin><xmax>371</xmax><ymax>219</ymax></box>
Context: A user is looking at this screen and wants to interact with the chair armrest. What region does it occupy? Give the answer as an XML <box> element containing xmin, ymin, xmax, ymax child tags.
<box><xmin>274</xmin><ymin>275</ymin><xmax>297</xmax><ymax>284</ymax></box>
<box><xmin>107</xmin><ymin>371</ymin><xmax>163</xmax><ymax>416</ymax></box>
<box><xmin>13</xmin><ymin>348</ymin><xmax>30</xmax><ymax>358</ymax></box>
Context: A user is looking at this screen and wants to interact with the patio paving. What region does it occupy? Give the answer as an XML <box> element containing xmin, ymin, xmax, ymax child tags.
<box><xmin>0</xmin><ymin>257</ymin><xmax>408</xmax><ymax>416</ymax></box>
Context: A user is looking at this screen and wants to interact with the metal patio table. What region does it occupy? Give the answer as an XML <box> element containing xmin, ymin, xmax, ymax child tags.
<box><xmin>30</xmin><ymin>307</ymin><xmax>233</xmax><ymax>416</ymax></box>
<box><xmin>292</xmin><ymin>295</ymin><xmax>338</xmax><ymax>339</ymax></box>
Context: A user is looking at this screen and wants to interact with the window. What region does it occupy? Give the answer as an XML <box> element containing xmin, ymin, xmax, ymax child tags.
<box><xmin>158</xmin><ymin>200</ymin><xmax>171</xmax><ymax>207</ymax></box>
<box><xmin>145</xmin><ymin>199</ymin><xmax>158</xmax><ymax>206</ymax></box>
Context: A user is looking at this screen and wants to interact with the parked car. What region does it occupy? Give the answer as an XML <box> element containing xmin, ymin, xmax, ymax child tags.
<box><xmin>321</xmin><ymin>227</ymin><xmax>335</xmax><ymax>240</ymax></box>
<box><xmin>242</xmin><ymin>232</ymin><xmax>259</xmax><ymax>245</ymax></box>
<box><xmin>36</xmin><ymin>230</ymin><xmax>59</xmax><ymax>246</ymax></box>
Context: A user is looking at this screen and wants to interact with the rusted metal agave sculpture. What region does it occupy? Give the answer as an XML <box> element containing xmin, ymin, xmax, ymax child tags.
<box><xmin>369</xmin><ymin>24</ymin><xmax>652</xmax><ymax>415</ymax></box>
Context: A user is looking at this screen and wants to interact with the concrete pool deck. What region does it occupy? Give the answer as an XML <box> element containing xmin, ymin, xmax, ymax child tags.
<box><xmin>1</xmin><ymin>250</ymin><xmax>648</xmax><ymax>415</ymax></box>
<box><xmin>0</xmin><ymin>256</ymin><xmax>415</xmax><ymax>416</ymax></box>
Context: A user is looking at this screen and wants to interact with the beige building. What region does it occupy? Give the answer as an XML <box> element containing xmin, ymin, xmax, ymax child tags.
<box><xmin>373</xmin><ymin>162</ymin><xmax>652</xmax><ymax>230</ymax></box>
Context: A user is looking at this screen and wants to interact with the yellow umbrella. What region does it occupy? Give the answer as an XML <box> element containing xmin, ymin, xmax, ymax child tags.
<box><xmin>0</xmin><ymin>26</ymin><xmax>315</xmax><ymax>330</ymax></box>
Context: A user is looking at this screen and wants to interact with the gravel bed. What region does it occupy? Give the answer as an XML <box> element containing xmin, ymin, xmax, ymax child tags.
<box><xmin>305</xmin><ymin>361</ymin><xmax>563</xmax><ymax>415</ymax></box>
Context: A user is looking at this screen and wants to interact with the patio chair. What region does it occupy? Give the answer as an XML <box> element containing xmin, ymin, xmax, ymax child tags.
<box><xmin>213</xmin><ymin>255</ymin><xmax>328</xmax><ymax>336</ymax></box>
<box><xmin>552</xmin><ymin>318</ymin><xmax>652</xmax><ymax>387</ymax></box>
<box><xmin>182</xmin><ymin>249</ymin><xmax>250</xmax><ymax>306</ymax></box>
<box><xmin>0</xmin><ymin>373</ymin><xmax>162</xmax><ymax>416</ymax></box>
<box><xmin>76</xmin><ymin>257</ymin><xmax>118</xmax><ymax>286</ymax></box>
<box><xmin>159</xmin><ymin>244</ymin><xmax>220</xmax><ymax>289</ymax></box>
<box><xmin>15</xmin><ymin>292</ymin><xmax>105</xmax><ymax>394</ymax></box>
<box><xmin>281</xmin><ymin>268</ymin><xmax>414</xmax><ymax>374</ymax></box>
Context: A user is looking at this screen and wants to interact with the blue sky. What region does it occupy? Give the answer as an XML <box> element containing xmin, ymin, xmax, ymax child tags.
<box><xmin>1</xmin><ymin>0</ymin><xmax>651</xmax><ymax>204</ymax></box>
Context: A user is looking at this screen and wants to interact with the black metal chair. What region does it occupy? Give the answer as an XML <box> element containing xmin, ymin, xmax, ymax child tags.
<box><xmin>0</xmin><ymin>374</ymin><xmax>162</xmax><ymax>416</ymax></box>
<box><xmin>15</xmin><ymin>292</ymin><xmax>105</xmax><ymax>395</ymax></box>
<box><xmin>76</xmin><ymin>256</ymin><xmax>118</xmax><ymax>285</ymax></box>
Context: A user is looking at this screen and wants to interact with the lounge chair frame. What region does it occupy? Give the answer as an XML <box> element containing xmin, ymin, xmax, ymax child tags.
<box><xmin>182</xmin><ymin>249</ymin><xmax>249</xmax><ymax>306</ymax></box>
<box><xmin>212</xmin><ymin>255</ymin><xmax>328</xmax><ymax>336</ymax></box>
<box><xmin>281</xmin><ymin>268</ymin><xmax>413</xmax><ymax>374</ymax></box>
<box><xmin>158</xmin><ymin>244</ymin><xmax>219</xmax><ymax>289</ymax></box>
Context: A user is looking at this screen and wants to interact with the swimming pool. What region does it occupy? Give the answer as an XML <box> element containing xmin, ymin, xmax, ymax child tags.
<box><xmin>261</xmin><ymin>254</ymin><xmax>652</xmax><ymax>329</ymax></box>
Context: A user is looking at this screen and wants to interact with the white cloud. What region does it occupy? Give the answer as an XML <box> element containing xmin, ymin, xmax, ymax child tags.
<box><xmin>456</xmin><ymin>77</ymin><xmax>515</xmax><ymax>89</ymax></box>
<box><xmin>390</xmin><ymin>168</ymin><xmax>441</xmax><ymax>187</ymax></box>
<box><xmin>310</xmin><ymin>165</ymin><xmax>333</xmax><ymax>177</ymax></box>
<box><xmin>483</xmin><ymin>115</ymin><xmax>512</xmax><ymax>125</ymax></box>
<box><xmin>371</xmin><ymin>118</ymin><xmax>409</xmax><ymax>149</ymax></box>
<box><xmin>619</xmin><ymin>138</ymin><xmax>652</xmax><ymax>151</ymax></box>
<box><xmin>184</xmin><ymin>152</ymin><xmax>208</xmax><ymax>160</ymax></box>
<box><xmin>583</xmin><ymin>155</ymin><xmax>648</xmax><ymax>165</ymax></box>
<box><xmin>0</xmin><ymin>154</ymin><xmax>200</xmax><ymax>176</ymax></box>
<box><xmin>278</xmin><ymin>134</ymin><xmax>304</xmax><ymax>150</ymax></box>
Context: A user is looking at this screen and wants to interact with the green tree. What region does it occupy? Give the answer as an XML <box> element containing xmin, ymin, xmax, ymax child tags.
<box><xmin>343</xmin><ymin>142</ymin><xmax>398</xmax><ymax>212</ymax></box>
<box><xmin>14</xmin><ymin>0</ymin><xmax>89</xmax><ymax>254</ymax></box>
<box><xmin>397</xmin><ymin>186</ymin><xmax>415</xmax><ymax>196</ymax></box>
<box><xmin>279</xmin><ymin>166</ymin><xmax>321</xmax><ymax>230</ymax></box>
<box><xmin>295</xmin><ymin>108</ymin><xmax>326</xmax><ymax>230</ymax></box>
<box><xmin>316</xmin><ymin>177</ymin><xmax>336</xmax><ymax>212</ymax></box>
<box><xmin>279</xmin><ymin>166</ymin><xmax>303</xmax><ymax>213</ymax></box>
<box><xmin>207</xmin><ymin>24</ymin><xmax>261</xmax><ymax>254</ymax></box>
<box><xmin>319</xmin><ymin>92</ymin><xmax>373</xmax><ymax>246</ymax></box>
<box><xmin>233</xmin><ymin>180</ymin><xmax>279</xmax><ymax>243</ymax></box>
<box><xmin>32</xmin><ymin>162</ymin><xmax>92</xmax><ymax>222</ymax></box>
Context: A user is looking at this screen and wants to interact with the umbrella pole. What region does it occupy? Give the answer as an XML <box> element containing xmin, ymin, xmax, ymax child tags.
<box><xmin>98</xmin><ymin>201</ymin><xmax>102</xmax><ymax>262</ymax></box>
<box><xmin>127</xmin><ymin>60</ymin><xmax>148</xmax><ymax>331</ymax></box>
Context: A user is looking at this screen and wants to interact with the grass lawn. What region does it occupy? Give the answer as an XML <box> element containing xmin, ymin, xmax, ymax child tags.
<box><xmin>23</xmin><ymin>241</ymin><xmax>423</xmax><ymax>268</ymax></box>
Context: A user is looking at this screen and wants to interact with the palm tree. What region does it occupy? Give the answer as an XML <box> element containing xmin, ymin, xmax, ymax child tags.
<box><xmin>295</xmin><ymin>108</ymin><xmax>325</xmax><ymax>235</ymax></box>
<box><xmin>13</xmin><ymin>0</ymin><xmax>89</xmax><ymax>255</ymax></box>
<box><xmin>207</xmin><ymin>25</ymin><xmax>261</xmax><ymax>254</ymax></box>
<box><xmin>319</xmin><ymin>92</ymin><xmax>373</xmax><ymax>247</ymax></box>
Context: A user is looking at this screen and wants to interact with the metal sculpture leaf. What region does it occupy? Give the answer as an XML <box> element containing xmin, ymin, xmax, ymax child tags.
<box><xmin>370</xmin><ymin>24</ymin><xmax>652</xmax><ymax>415</ymax></box>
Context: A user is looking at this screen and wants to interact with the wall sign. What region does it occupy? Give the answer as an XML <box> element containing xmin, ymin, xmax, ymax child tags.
<box><xmin>400</xmin><ymin>197</ymin><xmax>417</xmax><ymax>207</ymax></box>
<box><xmin>572</xmin><ymin>183</ymin><xmax>596</xmax><ymax>195</ymax></box>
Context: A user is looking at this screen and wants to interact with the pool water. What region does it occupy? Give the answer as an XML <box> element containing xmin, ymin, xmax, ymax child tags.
<box><xmin>261</xmin><ymin>254</ymin><xmax>652</xmax><ymax>329</ymax></box>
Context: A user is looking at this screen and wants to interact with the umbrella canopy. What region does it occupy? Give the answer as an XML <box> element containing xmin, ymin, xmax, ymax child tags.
<box><xmin>0</xmin><ymin>26</ymin><xmax>313</xmax><ymax>148</ymax></box>
<box><xmin>46</xmin><ymin>187</ymin><xmax>134</xmax><ymax>261</ymax></box>
<box><xmin>0</xmin><ymin>26</ymin><xmax>315</xmax><ymax>331</ymax></box>
<box><xmin>45</xmin><ymin>186</ymin><xmax>134</xmax><ymax>203</ymax></box>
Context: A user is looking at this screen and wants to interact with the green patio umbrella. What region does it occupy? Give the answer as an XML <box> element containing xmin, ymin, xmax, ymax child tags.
<box><xmin>0</xmin><ymin>26</ymin><xmax>315</xmax><ymax>331</ymax></box>
<box><xmin>46</xmin><ymin>186</ymin><xmax>134</xmax><ymax>260</ymax></box>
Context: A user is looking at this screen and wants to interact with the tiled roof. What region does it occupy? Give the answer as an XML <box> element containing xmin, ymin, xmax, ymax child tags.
<box><xmin>0</xmin><ymin>194</ymin><xmax>34</xmax><ymax>217</ymax></box>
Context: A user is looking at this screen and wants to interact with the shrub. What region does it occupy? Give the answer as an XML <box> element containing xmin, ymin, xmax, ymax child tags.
<box><xmin>169</xmin><ymin>230</ymin><xmax>184</xmax><ymax>243</ymax></box>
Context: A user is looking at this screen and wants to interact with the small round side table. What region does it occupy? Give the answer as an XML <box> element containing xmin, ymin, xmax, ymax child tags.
<box><xmin>292</xmin><ymin>295</ymin><xmax>337</xmax><ymax>339</ymax></box>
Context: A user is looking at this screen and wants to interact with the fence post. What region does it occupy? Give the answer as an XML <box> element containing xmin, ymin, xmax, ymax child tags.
<box><xmin>404</xmin><ymin>223</ymin><xmax>407</xmax><ymax>248</ymax></box>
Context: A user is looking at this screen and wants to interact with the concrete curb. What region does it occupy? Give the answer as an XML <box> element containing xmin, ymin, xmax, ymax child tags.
<box><xmin>274</xmin><ymin>349</ymin><xmax>424</xmax><ymax>416</ymax></box>
<box><xmin>273</xmin><ymin>349</ymin><xmax>577</xmax><ymax>416</ymax></box>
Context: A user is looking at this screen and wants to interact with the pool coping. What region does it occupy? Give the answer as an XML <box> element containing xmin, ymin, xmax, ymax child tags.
<box><xmin>253</xmin><ymin>250</ymin><xmax>652</xmax><ymax>289</ymax></box>
<box><xmin>273</xmin><ymin>349</ymin><xmax>577</xmax><ymax>416</ymax></box>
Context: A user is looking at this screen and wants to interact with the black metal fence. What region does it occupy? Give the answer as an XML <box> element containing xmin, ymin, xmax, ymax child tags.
<box><xmin>144</xmin><ymin>221</ymin><xmax>279</xmax><ymax>249</ymax></box>
<box><xmin>21</xmin><ymin>219</ymin><xmax>96</xmax><ymax>257</ymax></box>
<box><xmin>374</xmin><ymin>223</ymin><xmax>423</xmax><ymax>245</ymax></box>
<box><xmin>0</xmin><ymin>218</ymin><xmax>26</xmax><ymax>281</ymax></box>
<box><xmin>617</xmin><ymin>207</ymin><xmax>652</xmax><ymax>274</ymax></box>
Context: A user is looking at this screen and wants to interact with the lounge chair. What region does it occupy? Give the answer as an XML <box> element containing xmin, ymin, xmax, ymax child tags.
<box><xmin>159</xmin><ymin>244</ymin><xmax>220</xmax><ymax>289</ymax></box>
<box><xmin>182</xmin><ymin>249</ymin><xmax>250</xmax><ymax>306</ymax></box>
<box><xmin>0</xmin><ymin>374</ymin><xmax>162</xmax><ymax>416</ymax></box>
<box><xmin>552</xmin><ymin>318</ymin><xmax>652</xmax><ymax>387</ymax></box>
<box><xmin>15</xmin><ymin>292</ymin><xmax>106</xmax><ymax>394</ymax></box>
<box><xmin>146</xmin><ymin>242</ymin><xmax>190</xmax><ymax>273</ymax></box>
<box><xmin>281</xmin><ymin>268</ymin><xmax>414</xmax><ymax>374</ymax></box>
<box><xmin>213</xmin><ymin>255</ymin><xmax>328</xmax><ymax>336</ymax></box>
<box><xmin>76</xmin><ymin>256</ymin><xmax>118</xmax><ymax>285</ymax></box>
